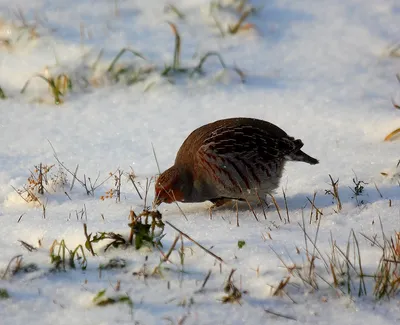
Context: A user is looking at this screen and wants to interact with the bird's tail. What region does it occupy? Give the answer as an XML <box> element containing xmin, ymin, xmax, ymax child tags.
<box><xmin>289</xmin><ymin>150</ymin><xmax>319</xmax><ymax>165</ymax></box>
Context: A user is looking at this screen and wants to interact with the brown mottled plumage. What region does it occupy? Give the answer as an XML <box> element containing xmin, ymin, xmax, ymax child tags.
<box><xmin>155</xmin><ymin>117</ymin><xmax>318</xmax><ymax>205</ymax></box>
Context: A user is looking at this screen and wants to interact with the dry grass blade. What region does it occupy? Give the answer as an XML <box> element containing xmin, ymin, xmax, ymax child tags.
<box><xmin>167</xmin><ymin>22</ymin><xmax>181</xmax><ymax>70</ymax></box>
<box><xmin>255</xmin><ymin>191</ymin><xmax>267</xmax><ymax>220</ymax></box>
<box><xmin>307</xmin><ymin>196</ymin><xmax>323</xmax><ymax>218</ymax></box>
<box><xmin>1</xmin><ymin>255</ymin><xmax>23</xmax><ymax>279</ymax></box>
<box><xmin>165</xmin><ymin>221</ymin><xmax>224</xmax><ymax>263</ymax></box>
<box><xmin>282</xmin><ymin>188</ymin><xmax>290</xmax><ymax>223</ymax></box>
<box><xmin>235</xmin><ymin>200</ymin><xmax>240</xmax><ymax>227</ymax></box>
<box><xmin>200</xmin><ymin>270</ymin><xmax>212</xmax><ymax>290</ymax></box>
<box><xmin>272</xmin><ymin>276</ymin><xmax>290</xmax><ymax>296</ymax></box>
<box><xmin>384</xmin><ymin>128</ymin><xmax>400</xmax><ymax>142</ymax></box>
<box><xmin>298</xmin><ymin>219</ymin><xmax>329</xmax><ymax>272</ymax></box>
<box><xmin>18</xmin><ymin>240</ymin><xmax>37</xmax><ymax>252</ymax></box>
<box><xmin>163</xmin><ymin>235</ymin><xmax>180</xmax><ymax>262</ymax></box>
<box><xmin>245</xmin><ymin>199</ymin><xmax>259</xmax><ymax>222</ymax></box>
<box><xmin>128</xmin><ymin>169</ymin><xmax>143</xmax><ymax>200</ymax></box>
<box><xmin>228</xmin><ymin>9</ymin><xmax>252</xmax><ymax>34</ymax></box>
<box><xmin>151</xmin><ymin>143</ymin><xmax>161</xmax><ymax>175</ymax></box>
<box><xmin>374</xmin><ymin>182</ymin><xmax>383</xmax><ymax>198</ymax></box>
<box><xmin>268</xmin><ymin>194</ymin><xmax>282</xmax><ymax>222</ymax></box>
<box><xmin>264</xmin><ymin>308</ymin><xmax>297</xmax><ymax>321</ymax></box>
<box><xmin>350</xmin><ymin>230</ymin><xmax>367</xmax><ymax>296</ymax></box>
<box><xmin>327</xmin><ymin>174</ymin><xmax>342</xmax><ymax>212</ymax></box>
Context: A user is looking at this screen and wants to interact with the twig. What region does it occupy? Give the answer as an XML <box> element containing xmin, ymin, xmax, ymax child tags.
<box><xmin>163</xmin><ymin>235</ymin><xmax>180</xmax><ymax>262</ymax></box>
<box><xmin>282</xmin><ymin>188</ymin><xmax>290</xmax><ymax>223</ymax></box>
<box><xmin>245</xmin><ymin>199</ymin><xmax>259</xmax><ymax>222</ymax></box>
<box><xmin>64</xmin><ymin>191</ymin><xmax>72</xmax><ymax>200</ymax></box>
<box><xmin>264</xmin><ymin>308</ymin><xmax>297</xmax><ymax>321</ymax></box>
<box><xmin>306</xmin><ymin>196</ymin><xmax>323</xmax><ymax>217</ymax></box>
<box><xmin>200</xmin><ymin>270</ymin><xmax>212</xmax><ymax>290</ymax></box>
<box><xmin>128</xmin><ymin>168</ymin><xmax>143</xmax><ymax>200</ymax></box>
<box><xmin>165</xmin><ymin>221</ymin><xmax>224</xmax><ymax>263</ymax></box>
<box><xmin>18</xmin><ymin>240</ymin><xmax>37</xmax><ymax>252</ymax></box>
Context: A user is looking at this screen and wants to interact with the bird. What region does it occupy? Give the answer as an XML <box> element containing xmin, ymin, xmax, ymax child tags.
<box><xmin>154</xmin><ymin>117</ymin><xmax>318</xmax><ymax>207</ymax></box>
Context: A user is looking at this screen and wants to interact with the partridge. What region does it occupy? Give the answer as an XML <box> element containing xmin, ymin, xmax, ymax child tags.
<box><xmin>155</xmin><ymin>117</ymin><xmax>318</xmax><ymax>206</ymax></box>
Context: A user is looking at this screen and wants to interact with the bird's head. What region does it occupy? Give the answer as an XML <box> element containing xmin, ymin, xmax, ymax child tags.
<box><xmin>154</xmin><ymin>166</ymin><xmax>191</xmax><ymax>205</ymax></box>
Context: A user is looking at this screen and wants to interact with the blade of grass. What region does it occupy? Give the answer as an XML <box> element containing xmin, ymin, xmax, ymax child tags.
<box><xmin>0</xmin><ymin>86</ymin><xmax>6</xmax><ymax>99</ymax></box>
<box><xmin>167</xmin><ymin>22</ymin><xmax>181</xmax><ymax>70</ymax></box>
<box><xmin>107</xmin><ymin>48</ymin><xmax>146</xmax><ymax>73</ymax></box>
<box><xmin>384</xmin><ymin>128</ymin><xmax>400</xmax><ymax>142</ymax></box>
<box><xmin>21</xmin><ymin>74</ymin><xmax>64</xmax><ymax>104</ymax></box>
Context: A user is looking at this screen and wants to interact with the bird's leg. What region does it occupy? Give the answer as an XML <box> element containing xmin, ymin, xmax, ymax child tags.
<box><xmin>208</xmin><ymin>198</ymin><xmax>233</xmax><ymax>219</ymax></box>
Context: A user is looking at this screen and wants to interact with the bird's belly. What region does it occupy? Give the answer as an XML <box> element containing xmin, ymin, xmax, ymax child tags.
<box><xmin>211</xmin><ymin>160</ymin><xmax>285</xmax><ymax>202</ymax></box>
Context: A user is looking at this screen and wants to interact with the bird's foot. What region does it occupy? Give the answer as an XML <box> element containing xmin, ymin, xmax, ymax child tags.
<box><xmin>208</xmin><ymin>198</ymin><xmax>233</xmax><ymax>219</ymax></box>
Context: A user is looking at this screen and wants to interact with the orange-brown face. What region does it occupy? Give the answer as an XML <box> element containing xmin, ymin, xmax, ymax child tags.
<box><xmin>154</xmin><ymin>167</ymin><xmax>185</xmax><ymax>205</ymax></box>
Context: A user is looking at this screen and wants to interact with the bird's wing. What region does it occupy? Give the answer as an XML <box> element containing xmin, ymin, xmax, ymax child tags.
<box><xmin>194</xmin><ymin>125</ymin><xmax>303</xmax><ymax>194</ymax></box>
<box><xmin>198</xmin><ymin>124</ymin><xmax>303</xmax><ymax>162</ymax></box>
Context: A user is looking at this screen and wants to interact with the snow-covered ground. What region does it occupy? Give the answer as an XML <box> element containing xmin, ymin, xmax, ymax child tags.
<box><xmin>1</xmin><ymin>0</ymin><xmax>400</xmax><ymax>324</ymax></box>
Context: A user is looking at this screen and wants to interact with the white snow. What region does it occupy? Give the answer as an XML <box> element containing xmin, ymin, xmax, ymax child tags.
<box><xmin>1</xmin><ymin>0</ymin><xmax>400</xmax><ymax>324</ymax></box>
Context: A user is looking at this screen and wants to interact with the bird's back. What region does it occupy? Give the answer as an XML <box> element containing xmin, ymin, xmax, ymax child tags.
<box><xmin>176</xmin><ymin>117</ymin><xmax>296</xmax><ymax>165</ymax></box>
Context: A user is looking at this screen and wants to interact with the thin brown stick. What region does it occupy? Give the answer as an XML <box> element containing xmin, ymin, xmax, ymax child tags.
<box><xmin>256</xmin><ymin>191</ymin><xmax>267</xmax><ymax>220</ymax></box>
<box><xmin>18</xmin><ymin>240</ymin><xmax>37</xmax><ymax>252</ymax></box>
<box><xmin>328</xmin><ymin>174</ymin><xmax>342</xmax><ymax>212</ymax></box>
<box><xmin>165</xmin><ymin>221</ymin><xmax>224</xmax><ymax>263</ymax></box>
<box><xmin>10</xmin><ymin>185</ymin><xmax>29</xmax><ymax>203</ymax></box>
<box><xmin>374</xmin><ymin>182</ymin><xmax>383</xmax><ymax>198</ymax></box>
<box><xmin>201</xmin><ymin>270</ymin><xmax>212</xmax><ymax>290</ymax></box>
<box><xmin>306</xmin><ymin>196</ymin><xmax>323</xmax><ymax>217</ymax></box>
<box><xmin>264</xmin><ymin>308</ymin><xmax>297</xmax><ymax>321</ymax></box>
<box><xmin>164</xmin><ymin>235</ymin><xmax>180</xmax><ymax>262</ymax></box>
<box><xmin>282</xmin><ymin>188</ymin><xmax>290</xmax><ymax>223</ymax></box>
<box><xmin>272</xmin><ymin>276</ymin><xmax>291</xmax><ymax>296</ymax></box>
<box><xmin>128</xmin><ymin>168</ymin><xmax>143</xmax><ymax>200</ymax></box>
<box><xmin>268</xmin><ymin>194</ymin><xmax>282</xmax><ymax>222</ymax></box>
<box><xmin>235</xmin><ymin>201</ymin><xmax>239</xmax><ymax>227</ymax></box>
<box><xmin>245</xmin><ymin>199</ymin><xmax>259</xmax><ymax>222</ymax></box>
<box><xmin>170</xmin><ymin>192</ymin><xmax>189</xmax><ymax>221</ymax></box>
